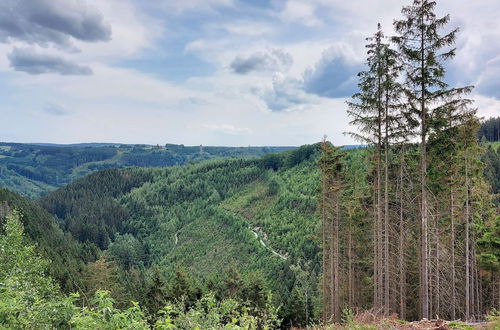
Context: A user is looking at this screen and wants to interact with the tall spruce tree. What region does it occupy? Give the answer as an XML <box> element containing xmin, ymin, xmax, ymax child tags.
<box><xmin>319</xmin><ymin>140</ymin><xmax>345</xmax><ymax>323</ymax></box>
<box><xmin>347</xmin><ymin>24</ymin><xmax>385</xmax><ymax>311</ymax></box>
<box><xmin>347</xmin><ymin>23</ymin><xmax>403</xmax><ymax>313</ymax></box>
<box><xmin>392</xmin><ymin>0</ymin><xmax>473</xmax><ymax>319</ymax></box>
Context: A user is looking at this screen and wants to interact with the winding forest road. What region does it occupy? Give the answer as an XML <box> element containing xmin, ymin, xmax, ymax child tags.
<box><xmin>251</xmin><ymin>228</ymin><xmax>287</xmax><ymax>260</ymax></box>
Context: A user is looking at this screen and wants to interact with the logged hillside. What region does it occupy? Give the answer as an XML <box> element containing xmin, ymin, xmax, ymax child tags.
<box><xmin>39</xmin><ymin>144</ymin><xmax>322</xmax><ymax>323</ymax></box>
<box><xmin>0</xmin><ymin>142</ymin><xmax>294</xmax><ymax>198</ymax></box>
<box><xmin>0</xmin><ymin>142</ymin><xmax>498</xmax><ymax>328</ymax></box>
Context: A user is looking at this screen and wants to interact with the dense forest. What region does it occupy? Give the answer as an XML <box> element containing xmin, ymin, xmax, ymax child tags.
<box><xmin>319</xmin><ymin>0</ymin><xmax>500</xmax><ymax>325</ymax></box>
<box><xmin>1</xmin><ymin>140</ymin><xmax>499</xmax><ymax>328</ymax></box>
<box><xmin>0</xmin><ymin>145</ymin><xmax>323</xmax><ymax>328</ymax></box>
<box><xmin>0</xmin><ymin>142</ymin><xmax>294</xmax><ymax>198</ymax></box>
<box><xmin>479</xmin><ymin>117</ymin><xmax>500</xmax><ymax>143</ymax></box>
<box><xmin>0</xmin><ymin>0</ymin><xmax>499</xmax><ymax>329</ymax></box>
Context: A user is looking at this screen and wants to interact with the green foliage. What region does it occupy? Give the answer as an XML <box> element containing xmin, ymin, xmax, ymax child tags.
<box><xmin>0</xmin><ymin>188</ymin><xmax>96</xmax><ymax>292</ymax></box>
<box><xmin>341</xmin><ymin>308</ymin><xmax>355</xmax><ymax>325</ymax></box>
<box><xmin>70</xmin><ymin>290</ymin><xmax>149</xmax><ymax>330</ymax></box>
<box><xmin>486</xmin><ymin>308</ymin><xmax>500</xmax><ymax>328</ymax></box>
<box><xmin>1</xmin><ymin>138</ymin><xmax>496</xmax><ymax>326</ymax></box>
<box><xmin>108</xmin><ymin>233</ymin><xmax>146</xmax><ymax>269</ymax></box>
<box><xmin>479</xmin><ymin>117</ymin><xmax>500</xmax><ymax>142</ymax></box>
<box><xmin>155</xmin><ymin>292</ymin><xmax>280</xmax><ymax>330</ymax></box>
<box><xmin>38</xmin><ymin>147</ymin><xmax>324</xmax><ymax>326</ymax></box>
<box><xmin>0</xmin><ymin>142</ymin><xmax>294</xmax><ymax>197</ymax></box>
<box><xmin>1</xmin><ymin>212</ymin><xmax>281</xmax><ymax>329</ymax></box>
<box><xmin>0</xmin><ymin>211</ymin><xmax>75</xmax><ymax>329</ymax></box>
<box><xmin>482</xmin><ymin>144</ymin><xmax>500</xmax><ymax>196</ymax></box>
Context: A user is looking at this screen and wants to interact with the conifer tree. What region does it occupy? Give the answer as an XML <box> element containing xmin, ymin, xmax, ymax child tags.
<box><xmin>347</xmin><ymin>23</ymin><xmax>403</xmax><ymax>313</ymax></box>
<box><xmin>392</xmin><ymin>0</ymin><xmax>473</xmax><ymax>319</ymax></box>
<box><xmin>319</xmin><ymin>140</ymin><xmax>345</xmax><ymax>323</ymax></box>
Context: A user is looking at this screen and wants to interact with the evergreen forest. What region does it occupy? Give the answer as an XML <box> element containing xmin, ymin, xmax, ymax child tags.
<box><xmin>0</xmin><ymin>0</ymin><xmax>499</xmax><ymax>329</ymax></box>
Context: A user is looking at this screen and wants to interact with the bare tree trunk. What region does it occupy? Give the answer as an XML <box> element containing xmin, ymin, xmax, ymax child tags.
<box><xmin>384</xmin><ymin>99</ymin><xmax>390</xmax><ymax>314</ymax></box>
<box><xmin>399</xmin><ymin>151</ymin><xmax>406</xmax><ymax>319</ymax></box>
<box><xmin>321</xmin><ymin>151</ymin><xmax>332</xmax><ymax>323</ymax></box>
<box><xmin>373</xmin><ymin>197</ymin><xmax>379</xmax><ymax>308</ymax></box>
<box><xmin>333</xmin><ymin>187</ymin><xmax>341</xmax><ymax>323</ymax></box>
<box><xmin>322</xmin><ymin>166</ymin><xmax>328</xmax><ymax>323</ymax></box>
<box><xmin>376</xmin><ymin>66</ymin><xmax>384</xmax><ymax>310</ymax></box>
<box><xmin>420</xmin><ymin>15</ymin><xmax>430</xmax><ymax>319</ymax></box>
<box><xmin>348</xmin><ymin>210</ymin><xmax>353</xmax><ymax>307</ymax></box>
<box><xmin>435</xmin><ymin>215</ymin><xmax>440</xmax><ymax>318</ymax></box>
<box><xmin>450</xmin><ymin>188</ymin><xmax>456</xmax><ymax>320</ymax></box>
<box><xmin>465</xmin><ymin>152</ymin><xmax>470</xmax><ymax>321</ymax></box>
<box><xmin>420</xmin><ymin>124</ymin><xmax>430</xmax><ymax>320</ymax></box>
<box><xmin>330</xmin><ymin>207</ymin><xmax>335</xmax><ymax>319</ymax></box>
<box><xmin>474</xmin><ymin>251</ymin><xmax>480</xmax><ymax>319</ymax></box>
<box><xmin>377</xmin><ymin>145</ymin><xmax>384</xmax><ymax>309</ymax></box>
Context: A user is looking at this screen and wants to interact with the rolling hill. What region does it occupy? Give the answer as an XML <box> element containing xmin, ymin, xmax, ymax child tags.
<box><xmin>0</xmin><ymin>142</ymin><xmax>295</xmax><ymax>198</ymax></box>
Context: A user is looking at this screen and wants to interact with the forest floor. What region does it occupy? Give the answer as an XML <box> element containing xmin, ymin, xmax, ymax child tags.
<box><xmin>305</xmin><ymin>312</ymin><xmax>496</xmax><ymax>329</ymax></box>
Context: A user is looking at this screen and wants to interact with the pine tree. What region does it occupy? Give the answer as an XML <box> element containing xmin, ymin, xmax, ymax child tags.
<box><xmin>347</xmin><ymin>23</ymin><xmax>403</xmax><ymax>313</ymax></box>
<box><xmin>392</xmin><ymin>0</ymin><xmax>473</xmax><ymax>319</ymax></box>
<box><xmin>319</xmin><ymin>140</ymin><xmax>345</xmax><ymax>323</ymax></box>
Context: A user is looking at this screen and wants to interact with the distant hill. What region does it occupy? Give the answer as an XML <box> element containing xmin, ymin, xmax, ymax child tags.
<box><xmin>0</xmin><ymin>142</ymin><xmax>295</xmax><ymax>198</ymax></box>
<box><xmin>39</xmin><ymin>144</ymin><xmax>324</xmax><ymax>322</ymax></box>
<box><xmin>479</xmin><ymin>116</ymin><xmax>500</xmax><ymax>142</ymax></box>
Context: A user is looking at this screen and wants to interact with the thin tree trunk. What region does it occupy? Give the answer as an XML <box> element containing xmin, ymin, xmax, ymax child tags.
<box><xmin>373</xmin><ymin>196</ymin><xmax>379</xmax><ymax>308</ymax></box>
<box><xmin>399</xmin><ymin>151</ymin><xmax>406</xmax><ymax>319</ymax></box>
<box><xmin>384</xmin><ymin>94</ymin><xmax>390</xmax><ymax>314</ymax></box>
<box><xmin>348</xmin><ymin>209</ymin><xmax>353</xmax><ymax>307</ymax></box>
<box><xmin>450</xmin><ymin>188</ymin><xmax>456</xmax><ymax>320</ymax></box>
<box><xmin>322</xmin><ymin>166</ymin><xmax>328</xmax><ymax>323</ymax></box>
<box><xmin>420</xmin><ymin>12</ymin><xmax>430</xmax><ymax>319</ymax></box>
<box><xmin>330</xmin><ymin>209</ymin><xmax>335</xmax><ymax>320</ymax></box>
<box><xmin>465</xmin><ymin>152</ymin><xmax>470</xmax><ymax>321</ymax></box>
<box><xmin>435</xmin><ymin>215</ymin><xmax>440</xmax><ymax>318</ymax></box>
<box><xmin>377</xmin><ymin>85</ymin><xmax>384</xmax><ymax>311</ymax></box>
<box><xmin>321</xmin><ymin>152</ymin><xmax>332</xmax><ymax>323</ymax></box>
<box><xmin>333</xmin><ymin>188</ymin><xmax>341</xmax><ymax>323</ymax></box>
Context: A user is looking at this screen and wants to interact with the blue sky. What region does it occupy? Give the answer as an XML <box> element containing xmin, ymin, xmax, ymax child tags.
<box><xmin>0</xmin><ymin>0</ymin><xmax>499</xmax><ymax>146</ymax></box>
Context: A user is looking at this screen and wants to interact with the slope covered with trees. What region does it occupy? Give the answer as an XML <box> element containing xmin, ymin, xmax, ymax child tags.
<box><xmin>0</xmin><ymin>188</ymin><xmax>98</xmax><ymax>292</ymax></box>
<box><xmin>38</xmin><ymin>145</ymin><xmax>322</xmax><ymax>325</ymax></box>
<box><xmin>1</xmin><ymin>0</ymin><xmax>499</xmax><ymax>327</ymax></box>
<box><xmin>0</xmin><ymin>139</ymin><xmax>498</xmax><ymax>328</ymax></box>
<box><xmin>479</xmin><ymin>117</ymin><xmax>500</xmax><ymax>142</ymax></box>
<box><xmin>0</xmin><ymin>142</ymin><xmax>294</xmax><ymax>198</ymax></box>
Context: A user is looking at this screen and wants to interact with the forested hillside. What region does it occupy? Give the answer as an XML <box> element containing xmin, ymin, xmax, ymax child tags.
<box><xmin>0</xmin><ymin>142</ymin><xmax>294</xmax><ymax>198</ymax></box>
<box><xmin>479</xmin><ymin>117</ymin><xmax>500</xmax><ymax>142</ymax></box>
<box><xmin>1</xmin><ymin>140</ymin><xmax>499</xmax><ymax>328</ymax></box>
<box><xmin>0</xmin><ymin>188</ymin><xmax>97</xmax><ymax>292</ymax></box>
<box><xmin>38</xmin><ymin>145</ymin><xmax>321</xmax><ymax>325</ymax></box>
<box><xmin>1</xmin><ymin>0</ymin><xmax>499</xmax><ymax>327</ymax></box>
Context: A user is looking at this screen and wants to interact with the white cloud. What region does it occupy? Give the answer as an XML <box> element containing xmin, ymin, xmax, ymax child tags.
<box><xmin>230</xmin><ymin>48</ymin><xmax>292</xmax><ymax>74</ymax></box>
<box><xmin>154</xmin><ymin>0</ymin><xmax>234</xmax><ymax>14</ymax></box>
<box><xmin>214</xmin><ymin>21</ymin><xmax>274</xmax><ymax>37</ymax></box>
<box><xmin>74</xmin><ymin>0</ymin><xmax>162</xmax><ymax>60</ymax></box>
<box><xmin>204</xmin><ymin>124</ymin><xmax>252</xmax><ymax>135</ymax></box>
<box><xmin>474</xmin><ymin>94</ymin><xmax>500</xmax><ymax>119</ymax></box>
<box><xmin>279</xmin><ymin>1</ymin><xmax>321</xmax><ymax>27</ymax></box>
<box><xmin>2</xmin><ymin>0</ymin><xmax>499</xmax><ymax>147</ymax></box>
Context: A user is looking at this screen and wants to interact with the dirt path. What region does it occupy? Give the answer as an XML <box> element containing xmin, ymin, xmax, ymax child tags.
<box><xmin>251</xmin><ymin>228</ymin><xmax>287</xmax><ymax>260</ymax></box>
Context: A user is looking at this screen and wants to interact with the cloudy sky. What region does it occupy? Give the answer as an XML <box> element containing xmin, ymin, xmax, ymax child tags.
<box><xmin>0</xmin><ymin>0</ymin><xmax>499</xmax><ymax>146</ymax></box>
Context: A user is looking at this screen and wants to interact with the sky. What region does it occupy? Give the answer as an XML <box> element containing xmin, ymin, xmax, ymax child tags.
<box><xmin>0</xmin><ymin>0</ymin><xmax>499</xmax><ymax>146</ymax></box>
